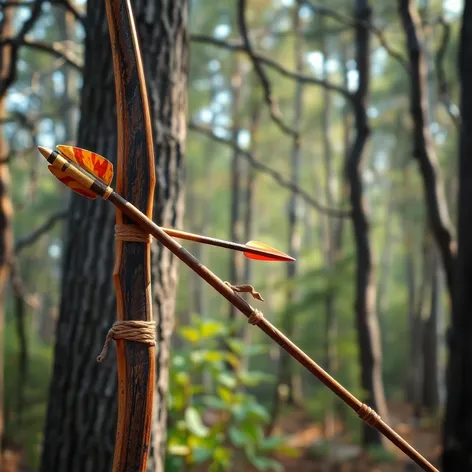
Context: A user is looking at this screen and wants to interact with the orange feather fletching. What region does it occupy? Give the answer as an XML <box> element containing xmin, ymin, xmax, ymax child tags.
<box><xmin>244</xmin><ymin>240</ymin><xmax>294</xmax><ymax>262</ymax></box>
<box><xmin>57</xmin><ymin>145</ymin><xmax>114</xmax><ymax>185</ymax></box>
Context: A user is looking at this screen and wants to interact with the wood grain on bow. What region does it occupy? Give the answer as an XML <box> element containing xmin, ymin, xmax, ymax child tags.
<box><xmin>104</xmin><ymin>1</ymin><xmax>155</xmax><ymax>470</ymax></box>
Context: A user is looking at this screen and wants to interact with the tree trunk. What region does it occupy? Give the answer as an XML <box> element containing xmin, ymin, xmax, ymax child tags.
<box><xmin>321</xmin><ymin>23</ymin><xmax>338</xmax><ymax>438</ymax></box>
<box><xmin>346</xmin><ymin>0</ymin><xmax>388</xmax><ymax>446</ymax></box>
<box><xmin>229</xmin><ymin>58</ymin><xmax>244</xmax><ymax>321</ymax></box>
<box><xmin>0</xmin><ymin>4</ymin><xmax>14</xmax><ymax>455</ymax></box>
<box><xmin>40</xmin><ymin>2</ymin><xmax>187</xmax><ymax>472</ymax></box>
<box><xmin>442</xmin><ymin>2</ymin><xmax>472</xmax><ymax>469</ymax></box>
<box><xmin>276</xmin><ymin>2</ymin><xmax>304</xmax><ymax>411</ymax></box>
<box><xmin>398</xmin><ymin>0</ymin><xmax>456</xmax><ymax>299</ymax></box>
<box><xmin>422</xmin><ymin>247</ymin><xmax>440</xmax><ymax>412</ymax></box>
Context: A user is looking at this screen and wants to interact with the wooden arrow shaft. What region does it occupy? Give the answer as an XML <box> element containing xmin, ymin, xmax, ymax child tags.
<box><xmin>105</xmin><ymin>190</ymin><xmax>438</xmax><ymax>472</ymax></box>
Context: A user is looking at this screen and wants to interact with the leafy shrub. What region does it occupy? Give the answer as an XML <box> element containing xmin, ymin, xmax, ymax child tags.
<box><xmin>166</xmin><ymin>314</ymin><xmax>296</xmax><ymax>471</ymax></box>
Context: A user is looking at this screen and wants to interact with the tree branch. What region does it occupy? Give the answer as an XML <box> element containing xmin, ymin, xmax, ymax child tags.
<box><xmin>1</xmin><ymin>0</ymin><xmax>85</xmax><ymax>27</ymax></box>
<box><xmin>301</xmin><ymin>0</ymin><xmax>408</xmax><ymax>71</ymax></box>
<box><xmin>14</xmin><ymin>209</ymin><xmax>67</xmax><ymax>254</ymax></box>
<box><xmin>189</xmin><ymin>121</ymin><xmax>351</xmax><ymax>218</ymax></box>
<box><xmin>435</xmin><ymin>17</ymin><xmax>460</xmax><ymax>128</ymax></box>
<box><xmin>0</xmin><ymin>38</ymin><xmax>83</xmax><ymax>71</ymax></box>
<box><xmin>0</xmin><ymin>0</ymin><xmax>45</xmax><ymax>97</ymax></box>
<box><xmin>191</xmin><ymin>34</ymin><xmax>353</xmax><ymax>101</ymax></box>
<box><xmin>237</xmin><ymin>0</ymin><xmax>298</xmax><ymax>138</ymax></box>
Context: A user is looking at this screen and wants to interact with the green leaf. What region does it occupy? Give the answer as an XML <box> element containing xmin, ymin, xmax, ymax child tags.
<box><xmin>213</xmin><ymin>447</ymin><xmax>232</xmax><ymax>466</ymax></box>
<box><xmin>192</xmin><ymin>447</ymin><xmax>213</xmax><ymax>463</ymax></box>
<box><xmin>202</xmin><ymin>395</ymin><xmax>227</xmax><ymax>410</ymax></box>
<box><xmin>217</xmin><ymin>386</ymin><xmax>234</xmax><ymax>403</ymax></box>
<box><xmin>167</xmin><ymin>444</ymin><xmax>191</xmax><ymax>456</ymax></box>
<box><xmin>185</xmin><ymin>407</ymin><xmax>209</xmax><ymax>438</ymax></box>
<box><xmin>249</xmin><ymin>456</ymin><xmax>284</xmax><ymax>471</ymax></box>
<box><xmin>238</xmin><ymin>371</ymin><xmax>274</xmax><ymax>386</ymax></box>
<box><xmin>229</xmin><ymin>426</ymin><xmax>246</xmax><ymax>447</ymax></box>
<box><xmin>217</xmin><ymin>372</ymin><xmax>237</xmax><ymax>389</ymax></box>
<box><xmin>179</xmin><ymin>327</ymin><xmax>200</xmax><ymax>343</ymax></box>
<box><xmin>200</xmin><ymin>320</ymin><xmax>226</xmax><ymax>338</ymax></box>
<box><xmin>241</xmin><ymin>421</ymin><xmax>264</xmax><ymax>443</ymax></box>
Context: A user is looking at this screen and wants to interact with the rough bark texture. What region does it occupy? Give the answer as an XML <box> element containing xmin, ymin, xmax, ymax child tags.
<box><xmin>346</xmin><ymin>0</ymin><xmax>388</xmax><ymax>446</ymax></box>
<box><xmin>0</xmin><ymin>5</ymin><xmax>14</xmax><ymax>454</ymax></box>
<box><xmin>39</xmin><ymin>2</ymin><xmax>187</xmax><ymax>472</ymax></box>
<box><xmin>442</xmin><ymin>2</ymin><xmax>472</xmax><ymax>469</ymax></box>
<box><xmin>398</xmin><ymin>0</ymin><xmax>456</xmax><ymax>298</ymax></box>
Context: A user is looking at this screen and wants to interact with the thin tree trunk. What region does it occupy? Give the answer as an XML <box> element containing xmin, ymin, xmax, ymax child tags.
<box><xmin>40</xmin><ymin>2</ymin><xmax>187</xmax><ymax>471</ymax></box>
<box><xmin>0</xmin><ymin>4</ymin><xmax>14</xmax><ymax>455</ymax></box>
<box><xmin>442</xmin><ymin>3</ymin><xmax>472</xmax><ymax>469</ymax></box>
<box><xmin>346</xmin><ymin>0</ymin><xmax>388</xmax><ymax>446</ymax></box>
<box><xmin>229</xmin><ymin>58</ymin><xmax>244</xmax><ymax>321</ymax></box>
<box><xmin>240</xmin><ymin>101</ymin><xmax>260</xmax><ymax>374</ymax></box>
<box><xmin>276</xmin><ymin>3</ymin><xmax>304</xmax><ymax>412</ymax></box>
<box><xmin>422</xmin><ymin>246</ymin><xmax>440</xmax><ymax>412</ymax></box>
<box><xmin>321</xmin><ymin>24</ymin><xmax>338</xmax><ymax>438</ymax></box>
<box><xmin>398</xmin><ymin>0</ymin><xmax>456</xmax><ymax>299</ymax></box>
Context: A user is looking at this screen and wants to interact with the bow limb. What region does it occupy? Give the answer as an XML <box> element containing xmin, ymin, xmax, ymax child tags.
<box><xmin>104</xmin><ymin>1</ymin><xmax>156</xmax><ymax>471</ymax></box>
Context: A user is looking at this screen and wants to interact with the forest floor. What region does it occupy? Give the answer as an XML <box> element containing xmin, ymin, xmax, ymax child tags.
<box><xmin>2</xmin><ymin>402</ymin><xmax>440</xmax><ymax>472</ymax></box>
<box><xmin>271</xmin><ymin>401</ymin><xmax>441</xmax><ymax>472</ymax></box>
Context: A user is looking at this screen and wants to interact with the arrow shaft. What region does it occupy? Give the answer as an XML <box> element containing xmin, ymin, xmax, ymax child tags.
<box><xmin>161</xmin><ymin>227</ymin><xmax>289</xmax><ymax>261</ymax></box>
<box><xmin>41</xmin><ymin>147</ymin><xmax>292</xmax><ymax>261</ymax></box>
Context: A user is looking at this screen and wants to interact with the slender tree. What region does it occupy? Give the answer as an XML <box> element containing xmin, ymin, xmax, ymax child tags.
<box><xmin>346</xmin><ymin>0</ymin><xmax>389</xmax><ymax>445</ymax></box>
<box><xmin>0</xmin><ymin>4</ymin><xmax>15</xmax><ymax>455</ymax></box>
<box><xmin>442</xmin><ymin>2</ymin><xmax>472</xmax><ymax>469</ymax></box>
<box><xmin>398</xmin><ymin>0</ymin><xmax>456</xmax><ymax>298</ymax></box>
<box><xmin>275</xmin><ymin>2</ymin><xmax>304</xmax><ymax>413</ymax></box>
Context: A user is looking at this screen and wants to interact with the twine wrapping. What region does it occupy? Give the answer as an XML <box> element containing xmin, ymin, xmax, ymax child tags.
<box><xmin>97</xmin><ymin>320</ymin><xmax>156</xmax><ymax>362</ymax></box>
<box><xmin>115</xmin><ymin>223</ymin><xmax>152</xmax><ymax>243</ymax></box>
<box><xmin>224</xmin><ymin>281</ymin><xmax>264</xmax><ymax>301</ymax></box>
<box><xmin>357</xmin><ymin>403</ymin><xmax>381</xmax><ymax>426</ymax></box>
<box><xmin>248</xmin><ymin>309</ymin><xmax>264</xmax><ymax>325</ymax></box>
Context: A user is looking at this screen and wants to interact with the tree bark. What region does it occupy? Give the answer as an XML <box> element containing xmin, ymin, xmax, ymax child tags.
<box><xmin>346</xmin><ymin>0</ymin><xmax>388</xmax><ymax>446</ymax></box>
<box><xmin>39</xmin><ymin>2</ymin><xmax>187</xmax><ymax>471</ymax></box>
<box><xmin>442</xmin><ymin>2</ymin><xmax>472</xmax><ymax>469</ymax></box>
<box><xmin>0</xmin><ymin>4</ymin><xmax>14</xmax><ymax>455</ymax></box>
<box><xmin>398</xmin><ymin>0</ymin><xmax>456</xmax><ymax>299</ymax></box>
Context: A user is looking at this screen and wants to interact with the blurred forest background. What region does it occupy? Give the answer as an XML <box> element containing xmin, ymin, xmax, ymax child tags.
<box><xmin>0</xmin><ymin>0</ymin><xmax>470</xmax><ymax>471</ymax></box>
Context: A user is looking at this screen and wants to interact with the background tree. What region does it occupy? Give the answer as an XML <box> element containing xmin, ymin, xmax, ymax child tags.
<box><xmin>39</xmin><ymin>1</ymin><xmax>187</xmax><ymax>471</ymax></box>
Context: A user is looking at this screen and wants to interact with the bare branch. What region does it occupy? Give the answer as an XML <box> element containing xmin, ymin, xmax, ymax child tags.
<box><xmin>15</xmin><ymin>209</ymin><xmax>67</xmax><ymax>254</ymax></box>
<box><xmin>189</xmin><ymin>121</ymin><xmax>351</xmax><ymax>218</ymax></box>
<box><xmin>435</xmin><ymin>17</ymin><xmax>460</xmax><ymax>128</ymax></box>
<box><xmin>191</xmin><ymin>34</ymin><xmax>353</xmax><ymax>101</ymax></box>
<box><xmin>237</xmin><ymin>0</ymin><xmax>298</xmax><ymax>138</ymax></box>
<box><xmin>0</xmin><ymin>0</ymin><xmax>45</xmax><ymax>97</ymax></box>
<box><xmin>1</xmin><ymin>0</ymin><xmax>85</xmax><ymax>27</ymax></box>
<box><xmin>301</xmin><ymin>1</ymin><xmax>408</xmax><ymax>71</ymax></box>
<box><xmin>0</xmin><ymin>38</ymin><xmax>83</xmax><ymax>71</ymax></box>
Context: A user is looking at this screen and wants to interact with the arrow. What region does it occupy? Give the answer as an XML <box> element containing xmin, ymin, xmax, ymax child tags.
<box><xmin>38</xmin><ymin>145</ymin><xmax>295</xmax><ymax>263</ymax></box>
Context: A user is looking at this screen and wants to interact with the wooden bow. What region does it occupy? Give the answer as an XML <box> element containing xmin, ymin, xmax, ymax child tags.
<box><xmin>104</xmin><ymin>1</ymin><xmax>155</xmax><ymax>470</ymax></box>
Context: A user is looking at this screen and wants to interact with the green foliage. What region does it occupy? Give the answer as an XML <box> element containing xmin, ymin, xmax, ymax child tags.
<box><xmin>166</xmin><ymin>314</ymin><xmax>297</xmax><ymax>471</ymax></box>
<box><xmin>4</xmin><ymin>322</ymin><xmax>53</xmax><ymax>469</ymax></box>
